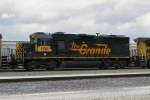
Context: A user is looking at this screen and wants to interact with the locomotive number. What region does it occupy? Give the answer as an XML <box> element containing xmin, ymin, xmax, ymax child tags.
<box><xmin>37</xmin><ymin>46</ymin><xmax>52</xmax><ymax>52</ymax></box>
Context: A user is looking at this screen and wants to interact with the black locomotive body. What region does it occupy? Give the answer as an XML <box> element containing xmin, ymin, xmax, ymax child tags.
<box><xmin>15</xmin><ymin>32</ymin><xmax>130</xmax><ymax>70</ymax></box>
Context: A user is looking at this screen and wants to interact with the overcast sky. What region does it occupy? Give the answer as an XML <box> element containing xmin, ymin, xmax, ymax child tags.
<box><xmin>0</xmin><ymin>0</ymin><xmax>150</xmax><ymax>41</ymax></box>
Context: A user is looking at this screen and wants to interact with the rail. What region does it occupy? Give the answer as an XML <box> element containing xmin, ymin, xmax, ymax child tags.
<box><xmin>0</xmin><ymin>71</ymin><xmax>150</xmax><ymax>82</ymax></box>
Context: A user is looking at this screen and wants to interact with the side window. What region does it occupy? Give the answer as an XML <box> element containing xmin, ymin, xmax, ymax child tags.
<box><xmin>37</xmin><ymin>38</ymin><xmax>46</xmax><ymax>45</ymax></box>
<box><xmin>41</xmin><ymin>40</ymin><xmax>45</xmax><ymax>45</ymax></box>
<box><xmin>30</xmin><ymin>38</ymin><xmax>37</xmax><ymax>44</ymax></box>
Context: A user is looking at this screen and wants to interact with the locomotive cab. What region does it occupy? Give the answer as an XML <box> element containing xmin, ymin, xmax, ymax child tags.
<box><xmin>22</xmin><ymin>32</ymin><xmax>55</xmax><ymax>70</ymax></box>
<box><xmin>30</xmin><ymin>32</ymin><xmax>52</xmax><ymax>53</ymax></box>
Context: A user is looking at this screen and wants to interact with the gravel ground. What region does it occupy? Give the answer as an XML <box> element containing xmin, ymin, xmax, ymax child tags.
<box><xmin>1</xmin><ymin>70</ymin><xmax>150</xmax><ymax>99</ymax></box>
<box><xmin>1</xmin><ymin>89</ymin><xmax>150</xmax><ymax>100</ymax></box>
<box><xmin>0</xmin><ymin>77</ymin><xmax>150</xmax><ymax>96</ymax></box>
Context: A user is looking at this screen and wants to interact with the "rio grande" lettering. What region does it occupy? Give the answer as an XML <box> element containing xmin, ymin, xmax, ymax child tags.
<box><xmin>70</xmin><ymin>42</ymin><xmax>111</xmax><ymax>55</ymax></box>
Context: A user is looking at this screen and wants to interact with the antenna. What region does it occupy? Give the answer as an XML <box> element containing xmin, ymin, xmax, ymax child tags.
<box><xmin>96</xmin><ymin>33</ymin><xmax>100</xmax><ymax>36</ymax></box>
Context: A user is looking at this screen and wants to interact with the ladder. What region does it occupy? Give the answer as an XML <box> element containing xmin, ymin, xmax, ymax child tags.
<box><xmin>1</xmin><ymin>56</ymin><xmax>9</xmax><ymax>68</ymax></box>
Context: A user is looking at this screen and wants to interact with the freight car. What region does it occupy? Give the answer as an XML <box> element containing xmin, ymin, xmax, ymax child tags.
<box><xmin>1</xmin><ymin>32</ymin><xmax>150</xmax><ymax>70</ymax></box>
<box><xmin>134</xmin><ymin>38</ymin><xmax>150</xmax><ymax>68</ymax></box>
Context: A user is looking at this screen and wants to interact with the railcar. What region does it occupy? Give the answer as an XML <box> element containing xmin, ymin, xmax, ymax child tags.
<box><xmin>15</xmin><ymin>32</ymin><xmax>130</xmax><ymax>70</ymax></box>
<box><xmin>134</xmin><ymin>38</ymin><xmax>150</xmax><ymax>68</ymax></box>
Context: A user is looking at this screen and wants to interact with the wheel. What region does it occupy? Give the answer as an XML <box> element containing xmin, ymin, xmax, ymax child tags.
<box><xmin>46</xmin><ymin>62</ymin><xmax>57</xmax><ymax>71</ymax></box>
<box><xmin>9</xmin><ymin>60</ymin><xmax>17</xmax><ymax>69</ymax></box>
<box><xmin>46</xmin><ymin>65</ymin><xmax>55</xmax><ymax>71</ymax></box>
<box><xmin>98</xmin><ymin>66</ymin><xmax>102</xmax><ymax>69</ymax></box>
<box><xmin>113</xmin><ymin>63</ymin><xmax>120</xmax><ymax>69</ymax></box>
<box><xmin>98</xmin><ymin>62</ymin><xmax>104</xmax><ymax>70</ymax></box>
<box><xmin>120</xmin><ymin>61</ymin><xmax>127</xmax><ymax>69</ymax></box>
<box><xmin>25</xmin><ymin>65</ymin><xmax>34</xmax><ymax>71</ymax></box>
<box><xmin>46</xmin><ymin>67</ymin><xmax>55</xmax><ymax>71</ymax></box>
<box><xmin>24</xmin><ymin>62</ymin><xmax>34</xmax><ymax>71</ymax></box>
<box><xmin>103</xmin><ymin>61</ymin><xmax>112</xmax><ymax>69</ymax></box>
<box><xmin>10</xmin><ymin>65</ymin><xmax>17</xmax><ymax>69</ymax></box>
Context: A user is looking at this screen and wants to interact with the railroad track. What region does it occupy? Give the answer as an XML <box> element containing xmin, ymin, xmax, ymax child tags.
<box><xmin>1</xmin><ymin>69</ymin><xmax>150</xmax><ymax>82</ymax></box>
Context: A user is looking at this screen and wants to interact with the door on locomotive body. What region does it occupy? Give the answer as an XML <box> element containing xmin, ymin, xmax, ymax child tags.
<box><xmin>56</xmin><ymin>41</ymin><xmax>66</xmax><ymax>55</ymax></box>
<box><xmin>52</xmin><ymin>32</ymin><xmax>79</xmax><ymax>57</ymax></box>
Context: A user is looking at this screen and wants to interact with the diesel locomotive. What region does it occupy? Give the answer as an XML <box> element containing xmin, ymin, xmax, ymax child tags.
<box><xmin>0</xmin><ymin>32</ymin><xmax>150</xmax><ymax>70</ymax></box>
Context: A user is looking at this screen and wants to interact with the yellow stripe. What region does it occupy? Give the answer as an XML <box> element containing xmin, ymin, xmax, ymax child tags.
<box><xmin>16</xmin><ymin>43</ymin><xmax>23</xmax><ymax>58</ymax></box>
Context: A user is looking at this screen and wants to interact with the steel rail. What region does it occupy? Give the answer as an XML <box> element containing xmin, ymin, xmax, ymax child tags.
<box><xmin>0</xmin><ymin>72</ymin><xmax>150</xmax><ymax>83</ymax></box>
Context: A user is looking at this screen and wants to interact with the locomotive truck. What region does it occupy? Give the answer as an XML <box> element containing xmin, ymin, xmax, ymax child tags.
<box><xmin>0</xmin><ymin>32</ymin><xmax>150</xmax><ymax>70</ymax></box>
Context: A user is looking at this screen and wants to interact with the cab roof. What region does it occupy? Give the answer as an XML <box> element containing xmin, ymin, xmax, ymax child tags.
<box><xmin>30</xmin><ymin>32</ymin><xmax>52</xmax><ymax>39</ymax></box>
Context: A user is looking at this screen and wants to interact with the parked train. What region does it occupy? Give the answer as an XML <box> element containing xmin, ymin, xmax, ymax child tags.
<box><xmin>0</xmin><ymin>32</ymin><xmax>150</xmax><ymax>70</ymax></box>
